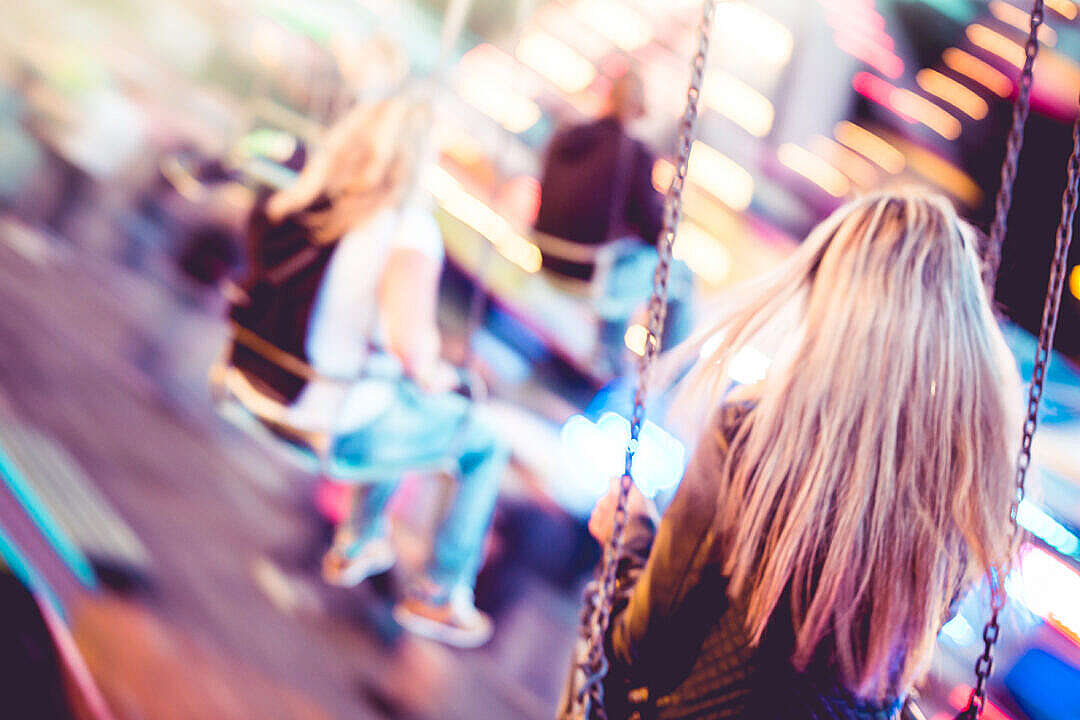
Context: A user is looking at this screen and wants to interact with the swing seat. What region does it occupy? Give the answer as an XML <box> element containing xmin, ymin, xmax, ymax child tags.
<box><xmin>210</xmin><ymin>362</ymin><xmax>328</xmax><ymax>474</ymax></box>
<box><xmin>531</xmin><ymin>231</ymin><xmax>627</xmax><ymax>301</ymax></box>
<box><xmin>209</xmin><ymin>358</ymin><xmax>477</xmax><ymax>483</ymax></box>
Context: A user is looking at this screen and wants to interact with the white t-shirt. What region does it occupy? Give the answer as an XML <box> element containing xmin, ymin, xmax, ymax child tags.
<box><xmin>305</xmin><ymin>205</ymin><xmax>443</xmax><ymax>378</ymax></box>
<box><xmin>226</xmin><ymin>205</ymin><xmax>443</xmax><ymax>434</ymax></box>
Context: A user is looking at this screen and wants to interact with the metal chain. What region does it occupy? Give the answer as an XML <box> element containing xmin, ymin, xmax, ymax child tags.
<box><xmin>983</xmin><ymin>0</ymin><xmax>1044</xmax><ymax>293</ymax></box>
<box><xmin>570</xmin><ymin>4</ymin><xmax>717</xmax><ymax>719</ymax></box>
<box><xmin>957</xmin><ymin>88</ymin><xmax>1080</xmax><ymax>720</ymax></box>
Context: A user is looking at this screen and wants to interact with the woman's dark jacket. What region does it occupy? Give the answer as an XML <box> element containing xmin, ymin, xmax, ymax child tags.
<box><xmin>603</xmin><ymin>404</ymin><xmax>904</xmax><ymax>720</ymax></box>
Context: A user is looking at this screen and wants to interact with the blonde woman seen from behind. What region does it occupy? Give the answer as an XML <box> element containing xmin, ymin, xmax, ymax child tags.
<box><xmin>588</xmin><ymin>189</ymin><xmax>1022</xmax><ymax>718</ymax></box>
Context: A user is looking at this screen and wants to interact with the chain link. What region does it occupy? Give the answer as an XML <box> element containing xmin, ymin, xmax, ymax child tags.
<box><xmin>959</xmin><ymin>34</ymin><xmax>1080</xmax><ymax>720</ymax></box>
<box><xmin>983</xmin><ymin>0</ymin><xmax>1044</xmax><ymax>293</ymax></box>
<box><xmin>568</xmin><ymin>4</ymin><xmax>716</xmax><ymax>719</ymax></box>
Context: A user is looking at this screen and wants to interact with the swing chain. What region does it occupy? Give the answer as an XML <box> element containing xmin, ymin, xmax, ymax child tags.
<box><xmin>959</xmin><ymin>90</ymin><xmax>1080</xmax><ymax>720</ymax></box>
<box><xmin>573</xmin><ymin>3</ymin><xmax>716</xmax><ymax>719</ymax></box>
<box><xmin>985</xmin><ymin>0</ymin><xmax>1044</xmax><ymax>292</ymax></box>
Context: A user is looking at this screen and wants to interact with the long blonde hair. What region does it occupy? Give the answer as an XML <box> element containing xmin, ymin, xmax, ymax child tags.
<box><xmin>267</xmin><ymin>96</ymin><xmax>431</xmax><ymax>244</ymax></box>
<box><xmin>661</xmin><ymin>190</ymin><xmax>1022</xmax><ymax>701</ymax></box>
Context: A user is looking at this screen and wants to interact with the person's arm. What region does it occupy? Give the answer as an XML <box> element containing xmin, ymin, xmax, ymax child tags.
<box><xmin>602</xmin><ymin>407</ymin><xmax>737</xmax><ymax>671</ymax></box>
<box><xmin>625</xmin><ymin>143</ymin><xmax>664</xmax><ymax>246</ymax></box>
<box><xmin>376</xmin><ymin>212</ymin><xmax>457</xmax><ymax>392</ymax></box>
<box><xmin>378</xmin><ymin>248</ymin><xmax>451</xmax><ymax>388</ymax></box>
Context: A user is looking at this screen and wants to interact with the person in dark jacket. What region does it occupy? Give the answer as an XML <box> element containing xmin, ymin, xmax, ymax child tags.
<box><xmin>534</xmin><ymin>71</ymin><xmax>694</xmax><ymax>372</ymax></box>
<box><xmin>587</xmin><ymin>190</ymin><xmax>1024</xmax><ymax>718</ymax></box>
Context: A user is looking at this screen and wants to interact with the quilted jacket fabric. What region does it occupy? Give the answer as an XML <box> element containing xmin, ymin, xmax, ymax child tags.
<box><xmin>602</xmin><ymin>403</ymin><xmax>904</xmax><ymax>720</ymax></box>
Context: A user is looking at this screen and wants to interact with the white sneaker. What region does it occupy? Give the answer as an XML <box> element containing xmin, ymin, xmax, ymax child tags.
<box><xmin>393</xmin><ymin>584</ymin><xmax>493</xmax><ymax>648</ymax></box>
<box><xmin>321</xmin><ymin>535</ymin><xmax>396</xmax><ymax>588</ymax></box>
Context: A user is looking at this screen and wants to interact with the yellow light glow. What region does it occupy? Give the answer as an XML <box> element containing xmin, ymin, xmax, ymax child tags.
<box><xmin>624</xmin><ymin>324</ymin><xmax>650</xmax><ymax>356</ymax></box>
<box><xmin>687</xmin><ymin>142</ymin><xmax>754</xmax><ymax>211</ymax></box>
<box><xmin>942</xmin><ymin>48</ymin><xmax>1013</xmax><ymax>97</ymax></box>
<box><xmin>160</xmin><ymin>156</ymin><xmax>206</xmax><ymax>203</ymax></box>
<box><xmin>902</xmin><ymin>142</ymin><xmax>983</xmax><ymax>208</ymax></box>
<box><xmin>458</xmin><ymin>75</ymin><xmax>541</xmax><ymax>134</ymax></box>
<box><xmin>1047</xmin><ymin>0</ymin><xmax>1078</xmax><ymax>20</ymax></box>
<box><xmin>672</xmin><ymin>221</ymin><xmax>732</xmax><ymax>286</ymax></box>
<box><xmin>892</xmin><ymin>89</ymin><xmax>963</xmax><ymax>140</ymax></box>
<box><xmin>728</xmin><ymin>346</ymin><xmax>772</xmax><ymax>385</ymax></box>
<box><xmin>778</xmin><ymin>144</ymin><xmax>851</xmax><ymax>198</ymax></box>
<box><xmin>966</xmin><ymin>24</ymin><xmax>1026</xmax><ymax>68</ymax></box>
<box><xmin>715</xmin><ymin>2</ymin><xmax>794</xmax><ymax>69</ymax></box>
<box><xmin>459</xmin><ymin>43</ymin><xmax>543</xmax><ymax>98</ymax></box>
<box><xmin>426</xmin><ymin>167</ymin><xmax>542</xmax><ymax>273</ymax></box>
<box><xmin>989</xmin><ymin>1</ymin><xmax>1058</xmax><ymax>46</ymax></box>
<box><xmin>916</xmin><ymin>68</ymin><xmax>989</xmax><ymax>120</ymax></box>
<box><xmin>703</xmin><ymin>72</ymin><xmax>775</xmax><ymax>138</ymax></box>
<box><xmin>652</xmin><ymin>159</ymin><xmax>675</xmax><ymax>193</ymax></box>
<box><xmin>1070</xmin><ymin>265</ymin><xmax>1080</xmax><ymax>301</ymax></box>
<box><xmin>573</xmin><ymin>0</ymin><xmax>651</xmax><ymax>52</ymax></box>
<box><xmin>834</xmin><ymin>122</ymin><xmax>906</xmax><ymax>173</ymax></box>
<box><xmin>516</xmin><ymin>32</ymin><xmax>596</xmax><ymax>94</ymax></box>
<box><xmin>810</xmin><ymin>136</ymin><xmax>879</xmax><ymax>187</ymax></box>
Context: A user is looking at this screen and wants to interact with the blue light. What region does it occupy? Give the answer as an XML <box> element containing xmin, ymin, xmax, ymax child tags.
<box><xmin>560</xmin><ymin>412</ymin><xmax>686</xmax><ymax>500</ymax></box>
<box><xmin>1017</xmin><ymin>500</ymin><xmax>1080</xmax><ymax>558</ymax></box>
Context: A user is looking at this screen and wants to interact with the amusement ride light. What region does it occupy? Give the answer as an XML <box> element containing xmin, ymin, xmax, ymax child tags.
<box><xmin>572</xmin><ymin>0</ymin><xmax>652</xmax><ymax>52</ymax></box>
<box><xmin>702</xmin><ymin>72</ymin><xmax>775</xmax><ymax>138</ymax></box>
<box><xmin>426</xmin><ymin>167</ymin><xmax>542</xmax><ymax>273</ymax></box>
<box><xmin>714</xmin><ymin>2</ymin><xmax>794</xmax><ymax>69</ymax></box>
<box><xmin>1046</xmin><ymin>0</ymin><xmax>1079</xmax><ymax>19</ymax></box>
<box><xmin>989</xmin><ymin>1</ymin><xmax>1058</xmax><ymax>46</ymax></box>
<box><xmin>687</xmin><ymin>141</ymin><xmax>755</xmax><ymax>211</ymax></box>
<box><xmin>892</xmin><ymin>88</ymin><xmax>963</xmax><ymax>139</ymax></box>
<box><xmin>516</xmin><ymin>31</ymin><xmax>596</xmax><ymax>94</ymax></box>
<box><xmin>672</xmin><ymin>220</ymin><xmax>733</xmax><ymax>286</ymax></box>
<box><xmin>778</xmin><ymin>143</ymin><xmax>851</xmax><ymax>198</ymax></box>
<box><xmin>458</xmin><ymin>75</ymin><xmax>542</xmax><ymax>134</ymax></box>
<box><xmin>810</xmin><ymin>135</ymin><xmax>879</xmax><ymax>187</ymax></box>
<box><xmin>916</xmin><ymin>68</ymin><xmax>989</xmax><ymax>120</ymax></box>
<box><xmin>942</xmin><ymin>47</ymin><xmax>1013</xmax><ymax>97</ymax></box>
<box><xmin>1006</xmin><ymin>544</ymin><xmax>1080</xmax><ymax>646</ymax></box>
<box><xmin>966</xmin><ymin>24</ymin><xmax>1026</xmax><ymax>68</ymax></box>
<box><xmin>834</xmin><ymin>121</ymin><xmax>906</xmax><ymax>173</ymax></box>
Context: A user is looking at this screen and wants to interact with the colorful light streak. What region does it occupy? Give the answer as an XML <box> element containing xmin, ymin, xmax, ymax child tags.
<box><xmin>819</xmin><ymin>0</ymin><xmax>903</xmax><ymax>78</ymax></box>
<box><xmin>947</xmin><ymin>685</ymin><xmax>1015</xmax><ymax>720</ymax></box>
<box><xmin>778</xmin><ymin>143</ymin><xmax>851</xmax><ymax>198</ymax></box>
<box><xmin>834</xmin><ymin>121</ymin><xmax>906</xmax><ymax>173</ymax></box>
<box><xmin>901</xmin><ymin>142</ymin><xmax>983</xmax><ymax>207</ymax></box>
<box><xmin>572</xmin><ymin>0</ymin><xmax>651</xmax><ymax>52</ymax></box>
<box><xmin>852</xmin><ymin>72</ymin><xmax>962</xmax><ymax>140</ymax></box>
<box><xmin>714</xmin><ymin>2</ymin><xmax>794</xmax><ymax>69</ymax></box>
<box><xmin>1047</xmin><ymin>0</ymin><xmax>1079</xmax><ymax>19</ymax></box>
<box><xmin>687</xmin><ymin>142</ymin><xmax>755</xmax><ymax>211</ymax></box>
<box><xmin>458</xmin><ymin>75</ymin><xmax>541</xmax><ymax>134</ymax></box>
<box><xmin>703</xmin><ymin>72</ymin><xmax>775</xmax><ymax>138</ymax></box>
<box><xmin>892</xmin><ymin>88</ymin><xmax>963</xmax><ymax>139</ymax></box>
<box><xmin>516</xmin><ymin>31</ymin><xmax>596</xmax><ymax>94</ymax></box>
<box><xmin>1018</xmin><ymin>500</ymin><xmax>1080</xmax><ymax>558</ymax></box>
<box><xmin>672</xmin><ymin>220</ymin><xmax>733</xmax><ymax>286</ymax></box>
<box><xmin>810</xmin><ymin>135</ymin><xmax>879</xmax><ymax>187</ymax></box>
<box><xmin>942</xmin><ymin>47</ymin><xmax>1013</xmax><ymax>97</ymax></box>
<box><xmin>989</xmin><ymin>1</ymin><xmax>1058</xmax><ymax>46</ymax></box>
<box><xmin>966</xmin><ymin>24</ymin><xmax>1026</xmax><ymax>68</ymax></box>
<box><xmin>916</xmin><ymin>68</ymin><xmax>989</xmax><ymax>120</ymax></box>
<box><xmin>1006</xmin><ymin>544</ymin><xmax>1080</xmax><ymax>647</ymax></box>
<box><xmin>426</xmin><ymin>167</ymin><xmax>542</xmax><ymax>273</ymax></box>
